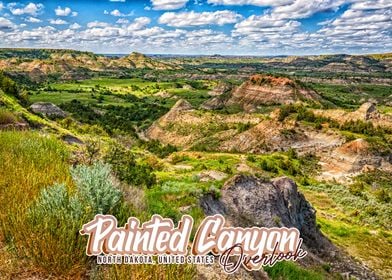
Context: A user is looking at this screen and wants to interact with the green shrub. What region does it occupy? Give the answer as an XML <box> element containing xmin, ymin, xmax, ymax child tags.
<box><xmin>247</xmin><ymin>154</ymin><xmax>256</xmax><ymax>162</ymax></box>
<box><xmin>349</xmin><ymin>182</ymin><xmax>365</xmax><ymax>196</ymax></box>
<box><xmin>237</xmin><ymin>122</ymin><xmax>252</xmax><ymax>133</ymax></box>
<box><xmin>141</xmin><ymin>139</ymin><xmax>178</xmax><ymax>158</ymax></box>
<box><xmin>287</xmin><ymin>148</ymin><xmax>298</xmax><ymax>159</ymax></box>
<box><xmin>0</xmin><ymin>109</ymin><xmax>18</xmax><ymax>125</ymax></box>
<box><xmin>105</xmin><ymin>144</ymin><xmax>156</xmax><ymax>188</ymax></box>
<box><xmin>278</xmin><ymin>104</ymin><xmax>297</xmax><ymax>121</ymax></box>
<box><xmin>71</xmin><ymin>162</ymin><xmax>122</xmax><ymax>214</ymax></box>
<box><xmin>374</xmin><ymin>188</ymin><xmax>391</xmax><ymax>203</ymax></box>
<box><xmin>0</xmin><ymin>71</ymin><xmax>18</xmax><ymax>97</ymax></box>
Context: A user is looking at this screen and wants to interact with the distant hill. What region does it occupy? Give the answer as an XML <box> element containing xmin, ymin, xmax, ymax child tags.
<box><xmin>0</xmin><ymin>48</ymin><xmax>179</xmax><ymax>82</ymax></box>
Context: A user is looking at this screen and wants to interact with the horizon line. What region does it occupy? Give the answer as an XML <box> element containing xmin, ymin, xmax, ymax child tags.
<box><xmin>0</xmin><ymin>47</ymin><xmax>391</xmax><ymax>57</ymax></box>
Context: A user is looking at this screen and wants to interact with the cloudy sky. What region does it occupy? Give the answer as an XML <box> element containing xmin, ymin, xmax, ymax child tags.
<box><xmin>0</xmin><ymin>0</ymin><xmax>391</xmax><ymax>55</ymax></box>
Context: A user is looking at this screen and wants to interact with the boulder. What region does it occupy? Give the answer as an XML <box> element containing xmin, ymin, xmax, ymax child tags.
<box><xmin>200</xmin><ymin>175</ymin><xmax>378</xmax><ymax>279</ymax></box>
<box><xmin>201</xmin><ymin>175</ymin><xmax>326</xmax><ymax>251</ymax></box>
<box><xmin>30</xmin><ymin>102</ymin><xmax>67</xmax><ymax>118</ymax></box>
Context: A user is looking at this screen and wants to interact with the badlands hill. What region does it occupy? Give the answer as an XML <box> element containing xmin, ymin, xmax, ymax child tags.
<box><xmin>202</xmin><ymin>74</ymin><xmax>320</xmax><ymax>112</ymax></box>
<box><xmin>0</xmin><ymin>49</ymin><xmax>178</xmax><ymax>82</ymax></box>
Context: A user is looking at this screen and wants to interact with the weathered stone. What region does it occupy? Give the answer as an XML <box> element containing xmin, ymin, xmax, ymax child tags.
<box><xmin>200</xmin><ymin>175</ymin><xmax>378</xmax><ymax>279</ymax></box>
<box><xmin>198</xmin><ymin>170</ymin><xmax>227</xmax><ymax>182</ymax></box>
<box><xmin>30</xmin><ymin>102</ymin><xmax>67</xmax><ymax>118</ymax></box>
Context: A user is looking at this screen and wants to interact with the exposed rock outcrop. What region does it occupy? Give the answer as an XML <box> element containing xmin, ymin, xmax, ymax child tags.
<box><xmin>313</xmin><ymin>102</ymin><xmax>389</xmax><ymax>124</ymax></box>
<box><xmin>201</xmin><ymin>95</ymin><xmax>227</xmax><ymax>110</ymax></box>
<box><xmin>114</xmin><ymin>52</ymin><xmax>179</xmax><ymax>70</ymax></box>
<box><xmin>198</xmin><ymin>170</ymin><xmax>228</xmax><ymax>182</ymax></box>
<box><xmin>146</xmin><ymin>99</ymin><xmax>261</xmax><ymax>148</ymax></box>
<box><xmin>208</xmin><ymin>82</ymin><xmax>233</xmax><ymax>96</ymax></box>
<box><xmin>0</xmin><ymin>122</ymin><xmax>29</xmax><ymax>131</ymax></box>
<box><xmin>219</xmin><ymin>120</ymin><xmax>343</xmax><ymax>154</ymax></box>
<box><xmin>224</xmin><ymin>75</ymin><xmax>319</xmax><ymax>112</ymax></box>
<box><xmin>30</xmin><ymin>102</ymin><xmax>68</xmax><ymax>118</ymax></box>
<box><xmin>313</xmin><ymin>102</ymin><xmax>392</xmax><ymax>132</ymax></box>
<box><xmin>0</xmin><ymin>49</ymin><xmax>179</xmax><ymax>81</ymax></box>
<box><xmin>355</xmin><ymin>102</ymin><xmax>380</xmax><ymax>120</ymax></box>
<box><xmin>200</xmin><ymin>175</ymin><xmax>378</xmax><ymax>279</ymax></box>
<box><xmin>318</xmin><ymin>139</ymin><xmax>392</xmax><ymax>183</ymax></box>
<box><xmin>201</xmin><ymin>175</ymin><xmax>327</xmax><ymax>251</ymax></box>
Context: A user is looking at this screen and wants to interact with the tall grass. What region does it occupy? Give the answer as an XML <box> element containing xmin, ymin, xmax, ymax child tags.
<box><xmin>0</xmin><ymin>131</ymin><xmax>77</xmax><ymax>276</ymax></box>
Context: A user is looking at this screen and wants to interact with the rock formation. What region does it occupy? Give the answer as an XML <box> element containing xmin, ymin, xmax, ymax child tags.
<box><xmin>201</xmin><ymin>175</ymin><xmax>327</xmax><ymax>251</ymax></box>
<box><xmin>146</xmin><ymin>99</ymin><xmax>261</xmax><ymax>148</ymax></box>
<box><xmin>223</xmin><ymin>74</ymin><xmax>319</xmax><ymax>112</ymax></box>
<box><xmin>30</xmin><ymin>102</ymin><xmax>68</xmax><ymax>118</ymax></box>
<box><xmin>353</xmin><ymin>102</ymin><xmax>380</xmax><ymax>121</ymax></box>
<box><xmin>313</xmin><ymin>102</ymin><xmax>385</xmax><ymax>123</ymax></box>
<box><xmin>200</xmin><ymin>175</ymin><xmax>378</xmax><ymax>279</ymax></box>
<box><xmin>208</xmin><ymin>82</ymin><xmax>233</xmax><ymax>97</ymax></box>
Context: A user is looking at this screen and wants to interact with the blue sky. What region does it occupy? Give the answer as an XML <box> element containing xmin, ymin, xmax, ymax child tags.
<box><xmin>0</xmin><ymin>0</ymin><xmax>391</xmax><ymax>55</ymax></box>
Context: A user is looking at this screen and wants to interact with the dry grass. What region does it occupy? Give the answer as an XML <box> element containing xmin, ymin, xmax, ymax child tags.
<box><xmin>0</xmin><ymin>109</ymin><xmax>18</xmax><ymax>125</ymax></box>
<box><xmin>0</xmin><ymin>131</ymin><xmax>87</xmax><ymax>277</ymax></box>
<box><xmin>100</xmin><ymin>264</ymin><xmax>196</xmax><ymax>280</ymax></box>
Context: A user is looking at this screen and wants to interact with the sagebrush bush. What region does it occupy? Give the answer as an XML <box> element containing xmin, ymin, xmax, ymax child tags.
<box><xmin>71</xmin><ymin>162</ymin><xmax>122</xmax><ymax>214</ymax></box>
<box><xmin>26</xmin><ymin>162</ymin><xmax>125</xmax><ymax>275</ymax></box>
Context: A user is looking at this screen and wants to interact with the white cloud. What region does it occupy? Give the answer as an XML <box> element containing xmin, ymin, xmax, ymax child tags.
<box><xmin>116</xmin><ymin>18</ymin><xmax>129</xmax><ymax>24</ymax></box>
<box><xmin>306</xmin><ymin>1</ymin><xmax>392</xmax><ymax>51</ymax></box>
<box><xmin>25</xmin><ymin>16</ymin><xmax>42</xmax><ymax>23</ymax></box>
<box><xmin>234</xmin><ymin>14</ymin><xmax>300</xmax><ymax>35</ymax></box>
<box><xmin>1</xmin><ymin>0</ymin><xmax>390</xmax><ymax>55</ymax></box>
<box><xmin>69</xmin><ymin>23</ymin><xmax>82</xmax><ymax>30</ymax></box>
<box><xmin>207</xmin><ymin>0</ymin><xmax>291</xmax><ymax>7</ymax></box>
<box><xmin>9</xmin><ymin>2</ymin><xmax>44</xmax><ymax>16</ymax></box>
<box><xmin>0</xmin><ymin>2</ymin><xmax>3</xmax><ymax>11</ymax></box>
<box><xmin>110</xmin><ymin>9</ymin><xmax>122</xmax><ymax>16</ymax></box>
<box><xmin>87</xmin><ymin>21</ymin><xmax>111</xmax><ymax>28</ymax></box>
<box><xmin>109</xmin><ymin>9</ymin><xmax>134</xmax><ymax>17</ymax></box>
<box><xmin>110</xmin><ymin>0</ymin><xmax>126</xmax><ymax>2</ymax></box>
<box><xmin>126</xmin><ymin>17</ymin><xmax>151</xmax><ymax>30</ymax></box>
<box><xmin>151</xmin><ymin>0</ymin><xmax>189</xmax><ymax>10</ymax></box>
<box><xmin>159</xmin><ymin>10</ymin><xmax>242</xmax><ymax>27</ymax></box>
<box><xmin>55</xmin><ymin>6</ymin><xmax>78</xmax><ymax>17</ymax></box>
<box><xmin>351</xmin><ymin>0</ymin><xmax>392</xmax><ymax>10</ymax></box>
<box><xmin>271</xmin><ymin>0</ymin><xmax>348</xmax><ymax>20</ymax></box>
<box><xmin>49</xmin><ymin>19</ymin><xmax>68</xmax><ymax>25</ymax></box>
<box><xmin>185</xmin><ymin>29</ymin><xmax>232</xmax><ymax>45</ymax></box>
<box><xmin>55</xmin><ymin>6</ymin><xmax>70</xmax><ymax>16</ymax></box>
<box><xmin>0</xmin><ymin>17</ymin><xmax>15</xmax><ymax>30</ymax></box>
